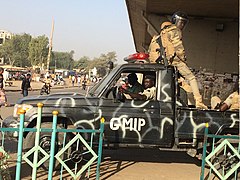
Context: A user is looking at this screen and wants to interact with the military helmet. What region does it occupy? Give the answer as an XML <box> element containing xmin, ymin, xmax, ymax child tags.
<box><xmin>171</xmin><ymin>11</ymin><xmax>189</xmax><ymax>30</ymax></box>
<box><xmin>160</xmin><ymin>21</ymin><xmax>172</xmax><ymax>30</ymax></box>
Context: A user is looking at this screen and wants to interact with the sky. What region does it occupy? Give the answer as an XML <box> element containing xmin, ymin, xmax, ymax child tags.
<box><xmin>1</xmin><ymin>0</ymin><xmax>136</xmax><ymax>64</ymax></box>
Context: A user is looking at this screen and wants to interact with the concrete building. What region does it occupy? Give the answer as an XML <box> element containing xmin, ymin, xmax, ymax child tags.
<box><xmin>125</xmin><ymin>0</ymin><xmax>238</xmax><ymax>105</ymax></box>
<box><xmin>125</xmin><ymin>0</ymin><xmax>238</xmax><ymax>74</ymax></box>
<box><xmin>0</xmin><ymin>30</ymin><xmax>12</xmax><ymax>45</ymax></box>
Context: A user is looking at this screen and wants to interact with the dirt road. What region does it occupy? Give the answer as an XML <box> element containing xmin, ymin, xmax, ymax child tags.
<box><xmin>0</xmin><ymin>90</ymin><xmax>202</xmax><ymax>179</ymax></box>
<box><xmin>2</xmin><ymin>141</ymin><xmax>202</xmax><ymax>180</ymax></box>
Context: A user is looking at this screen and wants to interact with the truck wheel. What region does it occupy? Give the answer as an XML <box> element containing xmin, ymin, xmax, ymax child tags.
<box><xmin>23</xmin><ymin>122</ymin><xmax>70</xmax><ymax>170</ymax></box>
<box><xmin>211</xmin><ymin>138</ymin><xmax>239</xmax><ymax>170</ymax></box>
<box><xmin>67</xmin><ymin>135</ymin><xmax>97</xmax><ymax>168</ymax></box>
<box><xmin>201</xmin><ymin>138</ymin><xmax>240</xmax><ymax>179</ymax></box>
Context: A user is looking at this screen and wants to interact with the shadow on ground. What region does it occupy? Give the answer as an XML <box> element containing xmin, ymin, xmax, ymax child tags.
<box><xmin>3</xmin><ymin>148</ymin><xmax>202</xmax><ymax>179</ymax></box>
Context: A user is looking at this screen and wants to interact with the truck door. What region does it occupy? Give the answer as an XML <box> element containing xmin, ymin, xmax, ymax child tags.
<box><xmin>157</xmin><ymin>68</ymin><xmax>175</xmax><ymax>147</ymax></box>
<box><xmin>100</xmin><ymin>97</ymin><xmax>161</xmax><ymax>146</ymax></box>
<box><xmin>98</xmin><ymin>69</ymin><xmax>173</xmax><ymax>148</ymax></box>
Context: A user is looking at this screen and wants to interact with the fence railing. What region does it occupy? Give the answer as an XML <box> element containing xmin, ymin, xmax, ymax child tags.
<box><xmin>200</xmin><ymin>123</ymin><xmax>240</xmax><ymax>180</ymax></box>
<box><xmin>0</xmin><ymin>103</ymin><xmax>105</xmax><ymax>180</ymax></box>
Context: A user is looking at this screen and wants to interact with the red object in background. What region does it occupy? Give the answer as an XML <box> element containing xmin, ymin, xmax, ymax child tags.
<box><xmin>124</xmin><ymin>52</ymin><xmax>149</xmax><ymax>63</ymax></box>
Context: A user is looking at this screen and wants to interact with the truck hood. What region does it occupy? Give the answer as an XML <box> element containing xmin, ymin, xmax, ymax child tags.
<box><xmin>16</xmin><ymin>92</ymin><xmax>90</xmax><ymax>105</ymax></box>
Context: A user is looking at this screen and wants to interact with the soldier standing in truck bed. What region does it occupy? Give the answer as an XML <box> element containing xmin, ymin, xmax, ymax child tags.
<box><xmin>148</xmin><ymin>11</ymin><xmax>208</xmax><ymax>109</ymax></box>
<box><xmin>0</xmin><ymin>67</ymin><xmax>9</xmax><ymax>107</ymax></box>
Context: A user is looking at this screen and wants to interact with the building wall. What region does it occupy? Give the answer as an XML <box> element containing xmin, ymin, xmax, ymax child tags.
<box><xmin>0</xmin><ymin>30</ymin><xmax>12</xmax><ymax>45</ymax></box>
<box><xmin>184</xmin><ymin>19</ymin><xmax>238</xmax><ymax>74</ymax></box>
<box><xmin>147</xmin><ymin>16</ymin><xmax>238</xmax><ymax>74</ymax></box>
<box><xmin>146</xmin><ymin>16</ymin><xmax>238</xmax><ymax>105</ymax></box>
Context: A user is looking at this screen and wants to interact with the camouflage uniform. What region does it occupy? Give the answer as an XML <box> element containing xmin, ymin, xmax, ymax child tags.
<box><xmin>211</xmin><ymin>96</ymin><xmax>221</xmax><ymax>109</ymax></box>
<box><xmin>149</xmin><ymin>22</ymin><xmax>207</xmax><ymax>109</ymax></box>
<box><xmin>140</xmin><ymin>87</ymin><xmax>156</xmax><ymax>100</ymax></box>
<box><xmin>148</xmin><ymin>35</ymin><xmax>160</xmax><ymax>63</ymax></box>
<box><xmin>224</xmin><ymin>91</ymin><xmax>239</xmax><ymax>110</ymax></box>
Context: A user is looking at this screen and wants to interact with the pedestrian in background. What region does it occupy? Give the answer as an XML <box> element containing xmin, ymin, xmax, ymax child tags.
<box><xmin>21</xmin><ymin>73</ymin><xmax>32</xmax><ymax>97</ymax></box>
<box><xmin>0</xmin><ymin>67</ymin><xmax>9</xmax><ymax>107</ymax></box>
<box><xmin>77</xmin><ymin>75</ymin><xmax>81</xmax><ymax>88</ymax></box>
<box><xmin>71</xmin><ymin>75</ymin><xmax>75</xmax><ymax>87</ymax></box>
<box><xmin>68</xmin><ymin>75</ymin><xmax>71</xmax><ymax>87</ymax></box>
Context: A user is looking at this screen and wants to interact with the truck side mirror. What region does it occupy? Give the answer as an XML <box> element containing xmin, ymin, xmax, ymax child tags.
<box><xmin>112</xmin><ymin>86</ymin><xmax>125</xmax><ymax>103</ymax></box>
<box><xmin>116</xmin><ymin>91</ymin><xmax>126</xmax><ymax>103</ymax></box>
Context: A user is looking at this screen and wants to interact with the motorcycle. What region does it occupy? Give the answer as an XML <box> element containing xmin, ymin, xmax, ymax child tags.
<box><xmin>54</xmin><ymin>78</ymin><xmax>65</xmax><ymax>86</ymax></box>
<box><xmin>40</xmin><ymin>83</ymin><xmax>51</xmax><ymax>95</ymax></box>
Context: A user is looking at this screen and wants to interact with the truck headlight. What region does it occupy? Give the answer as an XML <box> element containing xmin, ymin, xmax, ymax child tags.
<box><xmin>13</xmin><ymin>104</ymin><xmax>33</xmax><ymax>118</ymax></box>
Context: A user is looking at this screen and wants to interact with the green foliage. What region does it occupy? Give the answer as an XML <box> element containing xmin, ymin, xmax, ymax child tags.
<box><xmin>15</xmin><ymin>33</ymin><xmax>32</xmax><ymax>67</ymax></box>
<box><xmin>0</xmin><ymin>33</ymin><xmax>32</xmax><ymax>66</ymax></box>
<box><xmin>0</xmin><ymin>31</ymin><xmax>119</xmax><ymax>76</ymax></box>
<box><xmin>28</xmin><ymin>35</ymin><xmax>49</xmax><ymax>66</ymax></box>
<box><xmin>0</xmin><ymin>39</ymin><xmax>14</xmax><ymax>65</ymax></box>
<box><xmin>73</xmin><ymin>51</ymin><xmax>117</xmax><ymax>76</ymax></box>
<box><xmin>87</xmin><ymin>51</ymin><xmax>117</xmax><ymax>77</ymax></box>
<box><xmin>74</xmin><ymin>56</ymin><xmax>90</xmax><ymax>70</ymax></box>
<box><xmin>51</xmin><ymin>51</ymin><xmax>74</xmax><ymax>70</ymax></box>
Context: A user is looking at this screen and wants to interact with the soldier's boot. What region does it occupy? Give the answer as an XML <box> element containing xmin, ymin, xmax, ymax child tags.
<box><xmin>189</xmin><ymin>78</ymin><xmax>208</xmax><ymax>109</ymax></box>
<box><xmin>196</xmin><ymin>101</ymin><xmax>208</xmax><ymax>109</ymax></box>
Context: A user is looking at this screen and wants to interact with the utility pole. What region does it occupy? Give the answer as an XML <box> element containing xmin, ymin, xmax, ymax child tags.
<box><xmin>46</xmin><ymin>19</ymin><xmax>54</xmax><ymax>72</ymax></box>
<box><xmin>55</xmin><ymin>59</ymin><xmax>56</xmax><ymax>71</ymax></box>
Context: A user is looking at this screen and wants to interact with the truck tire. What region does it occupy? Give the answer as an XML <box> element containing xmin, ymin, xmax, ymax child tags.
<box><xmin>23</xmin><ymin>122</ymin><xmax>70</xmax><ymax>170</ymax></box>
<box><xmin>211</xmin><ymin>138</ymin><xmax>239</xmax><ymax>170</ymax></box>
<box><xmin>202</xmin><ymin>138</ymin><xmax>239</xmax><ymax>179</ymax></box>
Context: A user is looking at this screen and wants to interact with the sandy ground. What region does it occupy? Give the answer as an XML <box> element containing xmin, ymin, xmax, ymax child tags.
<box><xmin>1</xmin><ymin>138</ymin><xmax>203</xmax><ymax>180</ymax></box>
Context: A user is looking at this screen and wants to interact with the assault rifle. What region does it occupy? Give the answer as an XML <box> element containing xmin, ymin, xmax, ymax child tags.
<box><xmin>156</xmin><ymin>36</ymin><xmax>168</xmax><ymax>67</ymax></box>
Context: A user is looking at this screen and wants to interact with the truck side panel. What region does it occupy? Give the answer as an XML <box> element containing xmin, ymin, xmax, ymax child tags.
<box><xmin>175</xmin><ymin>108</ymin><xmax>239</xmax><ymax>144</ymax></box>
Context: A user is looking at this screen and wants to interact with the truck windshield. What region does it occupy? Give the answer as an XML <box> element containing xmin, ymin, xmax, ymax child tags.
<box><xmin>88</xmin><ymin>65</ymin><xmax>120</xmax><ymax>97</ymax></box>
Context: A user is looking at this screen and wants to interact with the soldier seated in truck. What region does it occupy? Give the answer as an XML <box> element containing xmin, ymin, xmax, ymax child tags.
<box><xmin>121</xmin><ymin>75</ymin><xmax>156</xmax><ymax>100</ymax></box>
<box><xmin>126</xmin><ymin>73</ymin><xmax>144</xmax><ymax>94</ymax></box>
<box><xmin>220</xmin><ymin>81</ymin><xmax>239</xmax><ymax>111</ymax></box>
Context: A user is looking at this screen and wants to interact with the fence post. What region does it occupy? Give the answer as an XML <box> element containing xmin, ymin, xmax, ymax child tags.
<box><xmin>96</xmin><ymin>117</ymin><xmax>105</xmax><ymax>180</ymax></box>
<box><xmin>48</xmin><ymin>111</ymin><xmax>58</xmax><ymax>180</ymax></box>
<box><xmin>200</xmin><ymin>123</ymin><xmax>209</xmax><ymax>180</ymax></box>
<box><xmin>32</xmin><ymin>103</ymin><xmax>43</xmax><ymax>180</ymax></box>
<box><xmin>15</xmin><ymin>109</ymin><xmax>26</xmax><ymax>180</ymax></box>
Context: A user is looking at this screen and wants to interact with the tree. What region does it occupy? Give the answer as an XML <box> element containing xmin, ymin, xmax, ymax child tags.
<box><xmin>14</xmin><ymin>33</ymin><xmax>32</xmax><ymax>67</ymax></box>
<box><xmin>74</xmin><ymin>56</ymin><xmax>90</xmax><ymax>70</ymax></box>
<box><xmin>0</xmin><ymin>33</ymin><xmax>32</xmax><ymax>66</ymax></box>
<box><xmin>105</xmin><ymin>51</ymin><xmax>117</xmax><ymax>62</ymax></box>
<box><xmin>52</xmin><ymin>51</ymin><xmax>74</xmax><ymax>70</ymax></box>
<box><xmin>0</xmin><ymin>39</ymin><xmax>14</xmax><ymax>65</ymax></box>
<box><xmin>87</xmin><ymin>51</ymin><xmax>117</xmax><ymax>77</ymax></box>
<box><xmin>28</xmin><ymin>35</ymin><xmax>49</xmax><ymax>67</ymax></box>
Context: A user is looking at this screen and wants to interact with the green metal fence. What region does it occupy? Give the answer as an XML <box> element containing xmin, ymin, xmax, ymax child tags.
<box><xmin>200</xmin><ymin>123</ymin><xmax>240</xmax><ymax>180</ymax></box>
<box><xmin>0</xmin><ymin>103</ymin><xmax>105</xmax><ymax>180</ymax></box>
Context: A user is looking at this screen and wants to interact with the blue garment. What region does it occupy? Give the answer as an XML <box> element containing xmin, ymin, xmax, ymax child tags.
<box><xmin>21</xmin><ymin>76</ymin><xmax>31</xmax><ymax>97</ymax></box>
<box><xmin>23</xmin><ymin>89</ymin><xmax>28</xmax><ymax>97</ymax></box>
